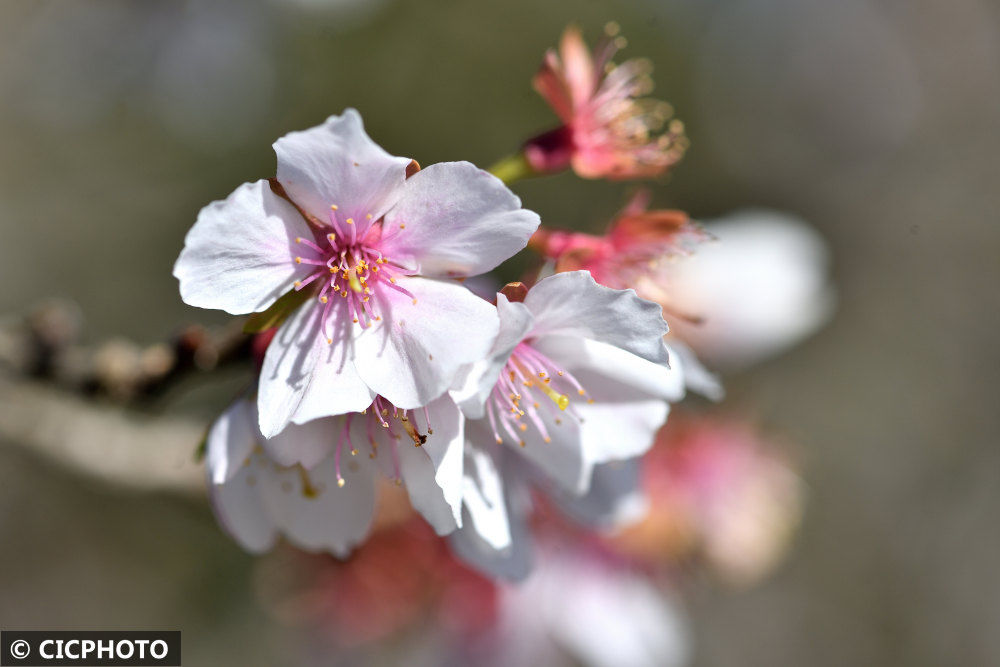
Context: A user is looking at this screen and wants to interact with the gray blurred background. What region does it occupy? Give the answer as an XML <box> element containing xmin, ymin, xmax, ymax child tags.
<box><xmin>0</xmin><ymin>0</ymin><xmax>997</xmax><ymax>664</ymax></box>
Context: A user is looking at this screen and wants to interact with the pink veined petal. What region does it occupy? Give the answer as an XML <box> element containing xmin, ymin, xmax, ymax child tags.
<box><xmin>255</xmin><ymin>451</ymin><xmax>377</xmax><ymax>557</ymax></box>
<box><xmin>451</xmin><ymin>294</ymin><xmax>535</xmax><ymax>420</ymax></box>
<box><xmin>273</xmin><ymin>108</ymin><xmax>411</xmax><ymax>235</ymax></box>
<box><xmin>174</xmin><ymin>179</ymin><xmax>314</xmax><ymax>315</ymax></box>
<box><xmin>380</xmin><ymin>162</ymin><xmax>540</xmax><ymax>278</ymax></box>
<box><xmin>353</xmin><ymin>277</ymin><xmax>499</xmax><ymax>410</ymax></box>
<box><xmin>523</xmin><ymin>271</ymin><xmax>670</xmax><ymax>365</ymax></box>
<box><xmin>291</xmin><ymin>298</ymin><xmax>376</xmax><ymax>424</ymax></box>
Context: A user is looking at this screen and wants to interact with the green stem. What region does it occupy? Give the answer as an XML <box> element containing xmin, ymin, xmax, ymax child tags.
<box><xmin>487</xmin><ymin>152</ymin><xmax>536</xmax><ymax>185</ymax></box>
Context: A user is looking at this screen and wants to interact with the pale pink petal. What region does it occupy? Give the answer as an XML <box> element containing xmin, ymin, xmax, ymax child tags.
<box><xmin>174</xmin><ymin>180</ymin><xmax>313</xmax><ymax>315</ymax></box>
<box><xmin>524</xmin><ymin>271</ymin><xmax>670</xmax><ymax>365</ymax></box>
<box><xmin>291</xmin><ymin>300</ymin><xmax>376</xmax><ymax>424</ymax></box>
<box><xmin>256</xmin><ymin>453</ymin><xmax>376</xmax><ymax>557</ymax></box>
<box><xmin>208</xmin><ymin>465</ymin><xmax>277</xmax><ymax>554</ymax></box>
<box><xmin>532</xmin><ymin>335</ymin><xmax>683</xmax><ymax>402</ymax></box>
<box><xmin>273</xmin><ymin>109</ymin><xmax>411</xmax><ymax>233</ymax></box>
<box><xmin>449</xmin><ymin>443</ymin><xmax>533</xmax><ymax>581</ymax></box>
<box><xmin>206</xmin><ymin>399</ymin><xmax>258</xmax><ymax>484</ymax></box>
<box><xmin>451</xmin><ymin>294</ymin><xmax>534</xmax><ymax>419</ymax></box>
<box><xmin>380</xmin><ymin>162</ymin><xmax>540</xmax><ymax>278</ymax></box>
<box><xmin>205</xmin><ymin>399</ymin><xmax>277</xmax><ymax>552</ymax></box>
<box><xmin>554</xmin><ymin>459</ymin><xmax>648</xmax><ymax>529</ymax></box>
<box><xmin>353</xmin><ymin>277</ymin><xmax>499</xmax><ymax>409</ymax></box>
<box><xmin>260</xmin><ymin>415</ymin><xmax>337</xmax><ymax>470</ymax></box>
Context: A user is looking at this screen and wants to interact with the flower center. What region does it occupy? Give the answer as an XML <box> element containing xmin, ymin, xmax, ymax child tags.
<box><xmin>486</xmin><ymin>342</ymin><xmax>592</xmax><ymax>447</ymax></box>
<box><xmin>334</xmin><ymin>395</ymin><xmax>433</xmax><ymax>488</ymax></box>
<box><xmin>292</xmin><ymin>205</ymin><xmax>417</xmax><ymax>342</ymax></box>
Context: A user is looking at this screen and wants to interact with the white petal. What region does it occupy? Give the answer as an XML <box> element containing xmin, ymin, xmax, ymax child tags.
<box><xmin>524</xmin><ymin>271</ymin><xmax>670</xmax><ymax>364</ymax></box>
<box><xmin>507</xmin><ymin>338</ymin><xmax>674</xmax><ymax>493</ymax></box>
<box><xmin>354</xmin><ymin>277</ymin><xmax>499</xmax><ymax>409</ymax></box>
<box><xmin>381</xmin><ymin>162</ymin><xmax>540</xmax><ymax>278</ymax></box>
<box><xmin>273</xmin><ymin>109</ymin><xmax>410</xmax><ymax>231</ymax></box>
<box><xmin>571</xmin><ymin>367</ymin><xmax>670</xmax><ymax>466</ymax></box>
<box><xmin>208</xmin><ymin>465</ymin><xmax>277</xmax><ymax>554</ymax></box>
<box><xmin>291</xmin><ymin>299</ymin><xmax>376</xmax><ymax>424</ymax></box>
<box><xmin>257</xmin><ymin>299</ymin><xmax>323</xmax><ymax>438</ymax></box>
<box><xmin>449</xmin><ymin>446</ymin><xmax>533</xmax><ymax>581</ymax></box>
<box><xmin>391</xmin><ymin>395</ymin><xmax>464</xmax><ymax>534</ymax></box>
<box><xmin>668</xmin><ymin>340</ymin><xmax>725</xmax><ymax>401</ymax></box>
<box><xmin>668</xmin><ymin>211</ymin><xmax>835</xmax><ymax>368</ymax></box>
<box><xmin>533</xmin><ymin>335</ymin><xmax>684</xmax><ymax>402</ymax></box>
<box><xmin>256</xmin><ymin>452</ymin><xmax>376</xmax><ymax>557</ymax></box>
<box><xmin>555</xmin><ymin>459</ymin><xmax>648</xmax><ymax>529</ymax></box>
<box><xmin>450</xmin><ymin>294</ymin><xmax>534</xmax><ymax>419</ymax></box>
<box><xmin>260</xmin><ymin>415</ymin><xmax>337</xmax><ymax>470</ymax></box>
<box><xmin>174</xmin><ymin>180</ymin><xmax>313</xmax><ymax>315</ymax></box>
<box><xmin>205</xmin><ymin>399</ymin><xmax>277</xmax><ymax>552</ymax></box>
<box><xmin>509</xmin><ymin>406</ymin><xmax>590</xmax><ymax>494</ymax></box>
<box><xmin>535</xmin><ymin>555</ymin><xmax>691</xmax><ymax>667</ymax></box>
<box><xmin>205</xmin><ymin>398</ymin><xmax>258</xmax><ymax>484</ymax></box>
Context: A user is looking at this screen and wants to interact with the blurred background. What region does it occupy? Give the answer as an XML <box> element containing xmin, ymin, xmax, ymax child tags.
<box><xmin>0</xmin><ymin>0</ymin><xmax>997</xmax><ymax>664</ymax></box>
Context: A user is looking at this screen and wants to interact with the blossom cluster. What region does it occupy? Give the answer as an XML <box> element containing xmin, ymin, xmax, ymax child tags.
<box><xmin>173</xmin><ymin>25</ymin><xmax>830</xmax><ymax>583</ymax></box>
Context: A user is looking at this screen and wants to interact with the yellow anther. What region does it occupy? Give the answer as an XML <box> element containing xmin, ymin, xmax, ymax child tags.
<box><xmin>329</xmin><ymin>267</ymin><xmax>337</xmax><ymax>274</ymax></box>
<box><xmin>518</xmin><ymin>423</ymin><xmax>527</xmax><ymax>432</ymax></box>
<box><xmin>540</xmin><ymin>384</ymin><xmax>570</xmax><ymax>410</ymax></box>
<box><xmin>319</xmin><ymin>296</ymin><xmax>328</xmax><ymax>303</ymax></box>
<box><xmin>578</xmin><ymin>389</ymin><xmax>586</xmax><ymax>396</ymax></box>
<box><xmin>544</xmin><ymin>437</ymin><xmax>552</xmax><ymax>443</ymax></box>
<box><xmin>294</xmin><ymin>281</ymin><xmax>302</xmax><ymax>288</ymax></box>
<box><xmin>519</xmin><ymin>440</ymin><xmax>526</xmax><ymax>447</ymax></box>
<box><xmin>346</xmin><ymin>218</ymin><xmax>354</xmax><ymax>225</ymax></box>
<box><xmin>350</xmin><ymin>448</ymin><xmax>358</xmax><ymax>456</ymax></box>
<box><xmin>327</xmin><ymin>233</ymin><xmax>336</xmax><ymax>241</ymax></box>
<box><xmin>399</xmin><ymin>224</ymin><xmax>406</xmax><ymax>229</ymax></box>
<box><xmin>337</xmin><ymin>478</ymin><xmax>345</xmax><ymax>488</ymax></box>
<box><xmin>366</xmin><ymin>213</ymin><xmax>373</xmax><ymax>220</ymax></box>
<box><xmin>295</xmin><ymin>237</ymin><xmax>303</xmax><ymax>243</ymax></box>
<box><xmin>389</xmin><ymin>277</ymin><xmax>397</xmax><ymax>284</ymax></box>
<box><xmin>295</xmin><ymin>257</ymin><xmax>302</xmax><ymax>264</ymax></box>
<box><xmin>326</xmin><ymin>338</ymin><xmax>333</xmax><ymax>344</ymax></box>
<box><xmin>330</xmin><ymin>204</ymin><xmax>338</xmax><ymax>211</ymax></box>
<box><xmin>353</xmin><ymin>317</ymin><xmax>359</xmax><ymax>323</ymax></box>
<box><xmin>412</xmin><ymin>299</ymin><xmax>418</xmax><ymax>305</ymax></box>
<box><xmin>495</xmin><ymin>437</ymin><xmax>503</xmax><ymax>445</ymax></box>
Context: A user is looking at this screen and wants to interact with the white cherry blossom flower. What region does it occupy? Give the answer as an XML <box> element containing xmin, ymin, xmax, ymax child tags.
<box><xmin>174</xmin><ymin>109</ymin><xmax>539</xmax><ymax>437</ymax></box>
<box><xmin>448</xmin><ymin>271</ymin><xmax>685</xmax><ymax>577</ymax></box>
<box><xmin>205</xmin><ymin>393</ymin><xmax>465</xmax><ymax>556</ymax></box>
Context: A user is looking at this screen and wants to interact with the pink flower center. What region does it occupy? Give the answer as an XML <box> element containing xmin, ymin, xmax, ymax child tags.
<box><xmin>486</xmin><ymin>342</ymin><xmax>592</xmax><ymax>447</ymax></box>
<box><xmin>292</xmin><ymin>206</ymin><xmax>416</xmax><ymax>342</ymax></box>
<box><xmin>334</xmin><ymin>395</ymin><xmax>433</xmax><ymax>488</ymax></box>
